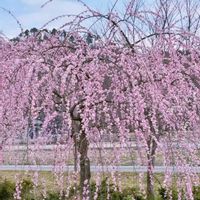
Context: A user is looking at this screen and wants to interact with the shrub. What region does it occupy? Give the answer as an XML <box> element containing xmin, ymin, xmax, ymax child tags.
<box><xmin>46</xmin><ymin>192</ymin><xmax>60</xmax><ymax>200</ymax></box>
<box><xmin>90</xmin><ymin>178</ymin><xmax>145</xmax><ymax>200</ymax></box>
<box><xmin>46</xmin><ymin>190</ymin><xmax>70</xmax><ymax>200</ymax></box>
<box><xmin>0</xmin><ymin>178</ymin><xmax>35</xmax><ymax>200</ymax></box>
<box><xmin>21</xmin><ymin>179</ymin><xmax>34</xmax><ymax>200</ymax></box>
<box><xmin>0</xmin><ymin>179</ymin><xmax>15</xmax><ymax>200</ymax></box>
<box><xmin>158</xmin><ymin>187</ymin><xmax>186</xmax><ymax>200</ymax></box>
<box><xmin>193</xmin><ymin>186</ymin><xmax>200</xmax><ymax>200</ymax></box>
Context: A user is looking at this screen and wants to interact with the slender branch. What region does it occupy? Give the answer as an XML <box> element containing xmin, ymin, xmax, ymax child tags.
<box><xmin>0</xmin><ymin>7</ymin><xmax>23</xmax><ymax>33</ymax></box>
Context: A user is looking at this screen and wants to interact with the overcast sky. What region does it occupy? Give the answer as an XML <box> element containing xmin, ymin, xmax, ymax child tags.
<box><xmin>0</xmin><ymin>0</ymin><xmax>130</xmax><ymax>38</ymax></box>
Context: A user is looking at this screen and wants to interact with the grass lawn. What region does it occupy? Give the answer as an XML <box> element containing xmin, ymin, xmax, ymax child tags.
<box><xmin>0</xmin><ymin>170</ymin><xmax>164</xmax><ymax>191</ymax></box>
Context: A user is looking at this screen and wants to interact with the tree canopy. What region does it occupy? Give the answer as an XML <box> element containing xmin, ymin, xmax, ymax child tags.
<box><xmin>1</xmin><ymin>0</ymin><xmax>200</xmax><ymax>199</ymax></box>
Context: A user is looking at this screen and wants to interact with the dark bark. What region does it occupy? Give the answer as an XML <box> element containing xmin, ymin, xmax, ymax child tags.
<box><xmin>78</xmin><ymin>129</ymin><xmax>91</xmax><ymax>199</ymax></box>
<box><xmin>71</xmin><ymin>118</ymin><xmax>91</xmax><ymax>199</ymax></box>
<box><xmin>146</xmin><ymin>138</ymin><xmax>157</xmax><ymax>200</ymax></box>
<box><xmin>72</xmin><ymin>120</ymin><xmax>79</xmax><ymax>172</ymax></box>
<box><xmin>147</xmin><ymin>157</ymin><xmax>155</xmax><ymax>200</ymax></box>
<box><xmin>73</xmin><ymin>135</ymin><xmax>78</xmax><ymax>172</ymax></box>
<box><xmin>144</xmin><ymin>106</ymin><xmax>159</xmax><ymax>200</ymax></box>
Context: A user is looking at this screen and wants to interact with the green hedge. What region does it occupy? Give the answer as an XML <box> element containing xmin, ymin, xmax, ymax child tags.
<box><xmin>0</xmin><ymin>178</ymin><xmax>200</xmax><ymax>200</ymax></box>
<box><xmin>0</xmin><ymin>179</ymin><xmax>34</xmax><ymax>200</ymax></box>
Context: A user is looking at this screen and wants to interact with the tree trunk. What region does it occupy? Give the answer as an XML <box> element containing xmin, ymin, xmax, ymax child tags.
<box><xmin>72</xmin><ymin>119</ymin><xmax>91</xmax><ymax>199</ymax></box>
<box><xmin>147</xmin><ymin>156</ymin><xmax>155</xmax><ymax>200</ymax></box>
<box><xmin>72</xmin><ymin>132</ymin><xmax>78</xmax><ymax>172</ymax></box>
<box><xmin>146</xmin><ymin>138</ymin><xmax>157</xmax><ymax>200</ymax></box>
<box><xmin>72</xmin><ymin>120</ymin><xmax>79</xmax><ymax>172</ymax></box>
<box><xmin>78</xmin><ymin>129</ymin><xmax>91</xmax><ymax>199</ymax></box>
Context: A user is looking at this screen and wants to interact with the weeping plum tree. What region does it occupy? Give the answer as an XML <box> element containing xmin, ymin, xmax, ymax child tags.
<box><xmin>2</xmin><ymin>0</ymin><xmax>200</xmax><ymax>199</ymax></box>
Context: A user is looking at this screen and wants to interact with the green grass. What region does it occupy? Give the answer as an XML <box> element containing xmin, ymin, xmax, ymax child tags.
<box><xmin>0</xmin><ymin>170</ymin><xmax>164</xmax><ymax>192</ymax></box>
